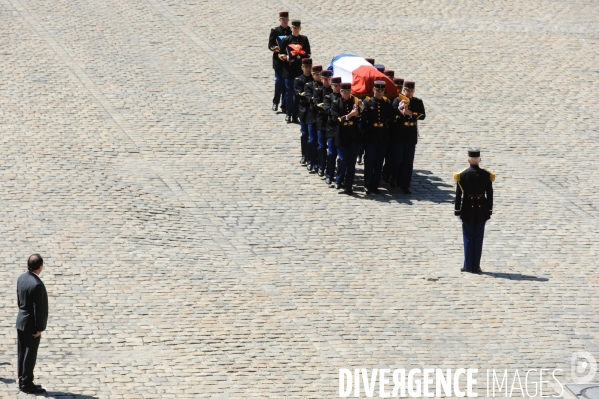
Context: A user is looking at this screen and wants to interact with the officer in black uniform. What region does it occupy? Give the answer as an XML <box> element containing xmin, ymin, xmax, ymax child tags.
<box><xmin>268</xmin><ymin>11</ymin><xmax>291</xmax><ymax>112</ymax></box>
<box><xmin>453</xmin><ymin>148</ymin><xmax>495</xmax><ymax>273</ymax></box>
<box><xmin>294</xmin><ymin>58</ymin><xmax>313</xmax><ymax>164</ymax></box>
<box><xmin>330</xmin><ymin>82</ymin><xmax>363</xmax><ymax>195</ymax></box>
<box><xmin>312</xmin><ymin>69</ymin><xmax>333</xmax><ymax>177</ymax></box>
<box><xmin>304</xmin><ymin>65</ymin><xmax>323</xmax><ymax>173</ymax></box>
<box><xmin>279</xmin><ymin>20</ymin><xmax>311</xmax><ymax>123</ymax></box>
<box><xmin>382</xmin><ymin>77</ymin><xmax>404</xmax><ymax>183</ymax></box>
<box><xmin>392</xmin><ymin>80</ymin><xmax>425</xmax><ymax>194</ymax></box>
<box><xmin>323</xmin><ymin>76</ymin><xmax>342</xmax><ymax>185</ymax></box>
<box><xmin>362</xmin><ymin>80</ymin><xmax>395</xmax><ymax>194</ymax></box>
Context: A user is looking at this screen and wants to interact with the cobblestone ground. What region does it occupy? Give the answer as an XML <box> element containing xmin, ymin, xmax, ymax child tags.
<box><xmin>1</xmin><ymin>0</ymin><xmax>598</xmax><ymax>398</ymax></box>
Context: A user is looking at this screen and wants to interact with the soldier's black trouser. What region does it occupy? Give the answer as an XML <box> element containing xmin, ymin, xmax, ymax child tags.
<box><xmin>17</xmin><ymin>329</ymin><xmax>41</xmax><ymax>388</ymax></box>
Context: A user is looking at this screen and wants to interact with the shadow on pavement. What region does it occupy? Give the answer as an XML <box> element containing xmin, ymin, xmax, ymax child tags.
<box><xmin>0</xmin><ymin>377</ymin><xmax>16</xmax><ymax>384</ymax></box>
<box><xmin>45</xmin><ymin>392</ymin><xmax>99</xmax><ymax>399</ymax></box>
<box><xmin>481</xmin><ymin>272</ymin><xmax>550</xmax><ymax>282</ymax></box>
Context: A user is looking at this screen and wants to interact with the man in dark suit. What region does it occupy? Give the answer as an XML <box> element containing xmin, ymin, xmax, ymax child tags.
<box><xmin>453</xmin><ymin>148</ymin><xmax>495</xmax><ymax>273</ymax></box>
<box><xmin>268</xmin><ymin>11</ymin><xmax>291</xmax><ymax>112</ymax></box>
<box><xmin>279</xmin><ymin>20</ymin><xmax>311</xmax><ymax>123</ymax></box>
<box><xmin>16</xmin><ymin>254</ymin><xmax>48</xmax><ymax>394</ymax></box>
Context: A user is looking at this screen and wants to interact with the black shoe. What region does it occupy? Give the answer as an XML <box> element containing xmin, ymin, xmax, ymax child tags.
<box><xmin>382</xmin><ymin>173</ymin><xmax>390</xmax><ymax>183</ymax></box>
<box><xmin>307</xmin><ymin>164</ymin><xmax>313</xmax><ymax>172</ymax></box>
<box><xmin>325</xmin><ymin>177</ymin><xmax>331</xmax><ymax>185</ymax></box>
<box><xmin>342</xmin><ymin>189</ymin><xmax>354</xmax><ymax>195</ymax></box>
<box><xmin>460</xmin><ymin>268</ymin><xmax>467</xmax><ymax>273</ymax></box>
<box><xmin>371</xmin><ymin>187</ymin><xmax>380</xmax><ymax>194</ymax></box>
<box><xmin>334</xmin><ymin>182</ymin><xmax>341</xmax><ymax>189</ymax></box>
<box><xmin>300</xmin><ymin>157</ymin><xmax>307</xmax><ymax>165</ymax></box>
<box><xmin>285</xmin><ymin>115</ymin><xmax>291</xmax><ymax>123</ymax></box>
<box><xmin>401</xmin><ymin>187</ymin><xmax>412</xmax><ymax>194</ymax></box>
<box><xmin>272</xmin><ymin>103</ymin><xmax>278</xmax><ymax>112</ymax></box>
<box><xmin>357</xmin><ymin>155</ymin><xmax>363</xmax><ymax>164</ymax></box>
<box><xmin>280</xmin><ymin>106</ymin><xmax>286</xmax><ymax>114</ymax></box>
<box><xmin>21</xmin><ymin>385</ymin><xmax>46</xmax><ymax>394</ymax></box>
<box><xmin>292</xmin><ymin>117</ymin><xmax>300</xmax><ymax>124</ymax></box>
<box><xmin>474</xmin><ymin>268</ymin><xmax>483</xmax><ymax>274</ymax></box>
<box><xmin>318</xmin><ymin>169</ymin><xmax>324</xmax><ymax>177</ymax></box>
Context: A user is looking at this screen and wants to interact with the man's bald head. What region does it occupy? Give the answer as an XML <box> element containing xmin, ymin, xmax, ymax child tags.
<box><xmin>28</xmin><ymin>254</ymin><xmax>43</xmax><ymax>271</ymax></box>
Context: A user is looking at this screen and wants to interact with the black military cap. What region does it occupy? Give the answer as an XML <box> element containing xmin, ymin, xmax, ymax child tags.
<box><xmin>301</xmin><ymin>58</ymin><xmax>312</xmax><ymax>65</ymax></box>
<box><xmin>340</xmin><ymin>82</ymin><xmax>352</xmax><ymax>90</ymax></box>
<box><xmin>384</xmin><ymin>70</ymin><xmax>394</xmax><ymax>78</ymax></box>
<box><xmin>393</xmin><ymin>78</ymin><xmax>405</xmax><ymax>86</ymax></box>
<box><xmin>468</xmin><ymin>147</ymin><xmax>481</xmax><ymax>157</ymax></box>
<box><xmin>365</xmin><ymin>58</ymin><xmax>375</xmax><ymax>65</ymax></box>
<box><xmin>291</xmin><ymin>20</ymin><xmax>301</xmax><ymax>27</ymax></box>
<box><xmin>373</xmin><ymin>80</ymin><xmax>386</xmax><ymax>90</ymax></box>
<box><xmin>320</xmin><ymin>70</ymin><xmax>333</xmax><ymax>78</ymax></box>
<box><xmin>311</xmin><ymin>65</ymin><xmax>323</xmax><ymax>73</ymax></box>
<box><xmin>404</xmin><ymin>81</ymin><xmax>415</xmax><ymax>89</ymax></box>
<box><xmin>279</xmin><ymin>11</ymin><xmax>289</xmax><ymax>18</ymax></box>
<box><xmin>375</xmin><ymin>64</ymin><xmax>385</xmax><ymax>73</ymax></box>
<box><xmin>331</xmin><ymin>77</ymin><xmax>342</xmax><ymax>84</ymax></box>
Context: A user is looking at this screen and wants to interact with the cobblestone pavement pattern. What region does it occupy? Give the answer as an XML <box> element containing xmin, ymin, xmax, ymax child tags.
<box><xmin>1</xmin><ymin>0</ymin><xmax>598</xmax><ymax>397</ymax></box>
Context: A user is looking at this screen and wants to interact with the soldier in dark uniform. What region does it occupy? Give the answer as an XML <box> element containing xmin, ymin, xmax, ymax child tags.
<box><xmin>453</xmin><ymin>148</ymin><xmax>495</xmax><ymax>273</ymax></box>
<box><xmin>294</xmin><ymin>58</ymin><xmax>313</xmax><ymax>164</ymax></box>
<box><xmin>267</xmin><ymin>11</ymin><xmax>291</xmax><ymax>112</ymax></box>
<box><xmin>313</xmin><ymin>69</ymin><xmax>333</xmax><ymax>177</ymax></box>
<box><xmin>392</xmin><ymin>81</ymin><xmax>425</xmax><ymax>194</ymax></box>
<box><xmin>323</xmin><ymin>76</ymin><xmax>341</xmax><ymax>185</ymax></box>
<box><xmin>330</xmin><ymin>82</ymin><xmax>363</xmax><ymax>195</ymax></box>
<box><xmin>382</xmin><ymin>77</ymin><xmax>404</xmax><ymax>183</ymax></box>
<box><xmin>383</xmin><ymin>70</ymin><xmax>394</xmax><ymax>80</ymax></box>
<box><xmin>362</xmin><ymin>80</ymin><xmax>395</xmax><ymax>194</ymax></box>
<box><xmin>279</xmin><ymin>20</ymin><xmax>311</xmax><ymax>123</ymax></box>
<box><xmin>16</xmin><ymin>254</ymin><xmax>48</xmax><ymax>394</ymax></box>
<box><xmin>304</xmin><ymin>65</ymin><xmax>323</xmax><ymax>173</ymax></box>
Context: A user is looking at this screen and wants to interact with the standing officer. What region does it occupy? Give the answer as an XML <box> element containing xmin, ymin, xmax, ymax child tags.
<box><xmin>393</xmin><ymin>81</ymin><xmax>425</xmax><ymax>194</ymax></box>
<box><xmin>362</xmin><ymin>80</ymin><xmax>395</xmax><ymax>194</ymax></box>
<box><xmin>268</xmin><ymin>11</ymin><xmax>291</xmax><ymax>112</ymax></box>
<box><xmin>313</xmin><ymin>69</ymin><xmax>333</xmax><ymax>177</ymax></box>
<box><xmin>454</xmin><ymin>148</ymin><xmax>495</xmax><ymax>273</ymax></box>
<box><xmin>279</xmin><ymin>20</ymin><xmax>311</xmax><ymax>123</ymax></box>
<box><xmin>16</xmin><ymin>254</ymin><xmax>48</xmax><ymax>394</ymax></box>
<box><xmin>382</xmin><ymin>77</ymin><xmax>404</xmax><ymax>183</ymax></box>
<box><xmin>304</xmin><ymin>65</ymin><xmax>323</xmax><ymax>173</ymax></box>
<box><xmin>295</xmin><ymin>58</ymin><xmax>313</xmax><ymax>164</ymax></box>
<box><xmin>330</xmin><ymin>82</ymin><xmax>363</xmax><ymax>195</ymax></box>
<box><xmin>323</xmin><ymin>76</ymin><xmax>342</xmax><ymax>185</ymax></box>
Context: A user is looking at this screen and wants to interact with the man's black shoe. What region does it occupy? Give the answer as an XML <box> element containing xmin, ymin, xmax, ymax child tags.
<box><xmin>280</xmin><ymin>106</ymin><xmax>286</xmax><ymax>114</ymax></box>
<box><xmin>318</xmin><ymin>169</ymin><xmax>324</xmax><ymax>177</ymax></box>
<box><xmin>460</xmin><ymin>268</ymin><xmax>467</xmax><ymax>273</ymax></box>
<box><xmin>401</xmin><ymin>187</ymin><xmax>412</xmax><ymax>194</ymax></box>
<box><xmin>371</xmin><ymin>187</ymin><xmax>380</xmax><ymax>194</ymax></box>
<box><xmin>285</xmin><ymin>115</ymin><xmax>291</xmax><ymax>123</ymax></box>
<box><xmin>334</xmin><ymin>182</ymin><xmax>341</xmax><ymax>189</ymax></box>
<box><xmin>474</xmin><ymin>268</ymin><xmax>483</xmax><ymax>274</ymax></box>
<box><xmin>307</xmin><ymin>164</ymin><xmax>313</xmax><ymax>172</ymax></box>
<box><xmin>342</xmin><ymin>189</ymin><xmax>354</xmax><ymax>195</ymax></box>
<box><xmin>272</xmin><ymin>103</ymin><xmax>278</xmax><ymax>112</ymax></box>
<box><xmin>292</xmin><ymin>117</ymin><xmax>300</xmax><ymax>124</ymax></box>
<box><xmin>325</xmin><ymin>177</ymin><xmax>332</xmax><ymax>185</ymax></box>
<box><xmin>357</xmin><ymin>155</ymin><xmax>363</xmax><ymax>164</ymax></box>
<box><xmin>300</xmin><ymin>157</ymin><xmax>306</xmax><ymax>165</ymax></box>
<box><xmin>20</xmin><ymin>385</ymin><xmax>46</xmax><ymax>394</ymax></box>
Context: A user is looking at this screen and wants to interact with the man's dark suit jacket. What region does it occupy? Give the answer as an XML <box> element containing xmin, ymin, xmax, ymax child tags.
<box><xmin>16</xmin><ymin>271</ymin><xmax>48</xmax><ymax>333</ymax></box>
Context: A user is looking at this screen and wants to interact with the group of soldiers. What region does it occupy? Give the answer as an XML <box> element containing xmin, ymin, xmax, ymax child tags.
<box><xmin>268</xmin><ymin>12</ymin><xmax>425</xmax><ymax>195</ymax></box>
<box><xmin>268</xmin><ymin>12</ymin><xmax>495</xmax><ymax>273</ymax></box>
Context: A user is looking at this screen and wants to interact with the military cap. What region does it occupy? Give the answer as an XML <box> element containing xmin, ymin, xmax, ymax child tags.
<box><xmin>291</xmin><ymin>20</ymin><xmax>301</xmax><ymax>27</ymax></box>
<box><xmin>393</xmin><ymin>78</ymin><xmax>405</xmax><ymax>86</ymax></box>
<box><xmin>301</xmin><ymin>58</ymin><xmax>312</xmax><ymax>65</ymax></box>
<box><xmin>311</xmin><ymin>65</ymin><xmax>323</xmax><ymax>73</ymax></box>
<box><xmin>468</xmin><ymin>147</ymin><xmax>481</xmax><ymax>158</ymax></box>
<box><xmin>375</xmin><ymin>64</ymin><xmax>385</xmax><ymax>72</ymax></box>
<box><xmin>320</xmin><ymin>70</ymin><xmax>333</xmax><ymax>78</ymax></box>
<box><xmin>279</xmin><ymin>11</ymin><xmax>289</xmax><ymax>18</ymax></box>
<box><xmin>404</xmin><ymin>81</ymin><xmax>415</xmax><ymax>89</ymax></box>
<box><xmin>365</xmin><ymin>58</ymin><xmax>375</xmax><ymax>65</ymax></box>
<box><xmin>340</xmin><ymin>82</ymin><xmax>352</xmax><ymax>90</ymax></box>
<box><xmin>331</xmin><ymin>77</ymin><xmax>342</xmax><ymax>84</ymax></box>
<box><xmin>383</xmin><ymin>70</ymin><xmax>395</xmax><ymax>78</ymax></box>
<box><xmin>373</xmin><ymin>80</ymin><xmax>386</xmax><ymax>90</ymax></box>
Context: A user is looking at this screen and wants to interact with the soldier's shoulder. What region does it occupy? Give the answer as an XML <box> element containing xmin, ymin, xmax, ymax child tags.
<box><xmin>453</xmin><ymin>167</ymin><xmax>469</xmax><ymax>181</ymax></box>
<box><xmin>481</xmin><ymin>168</ymin><xmax>496</xmax><ymax>182</ymax></box>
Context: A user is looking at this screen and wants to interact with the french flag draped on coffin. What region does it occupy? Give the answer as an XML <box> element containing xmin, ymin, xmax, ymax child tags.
<box><xmin>328</xmin><ymin>54</ymin><xmax>398</xmax><ymax>96</ymax></box>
